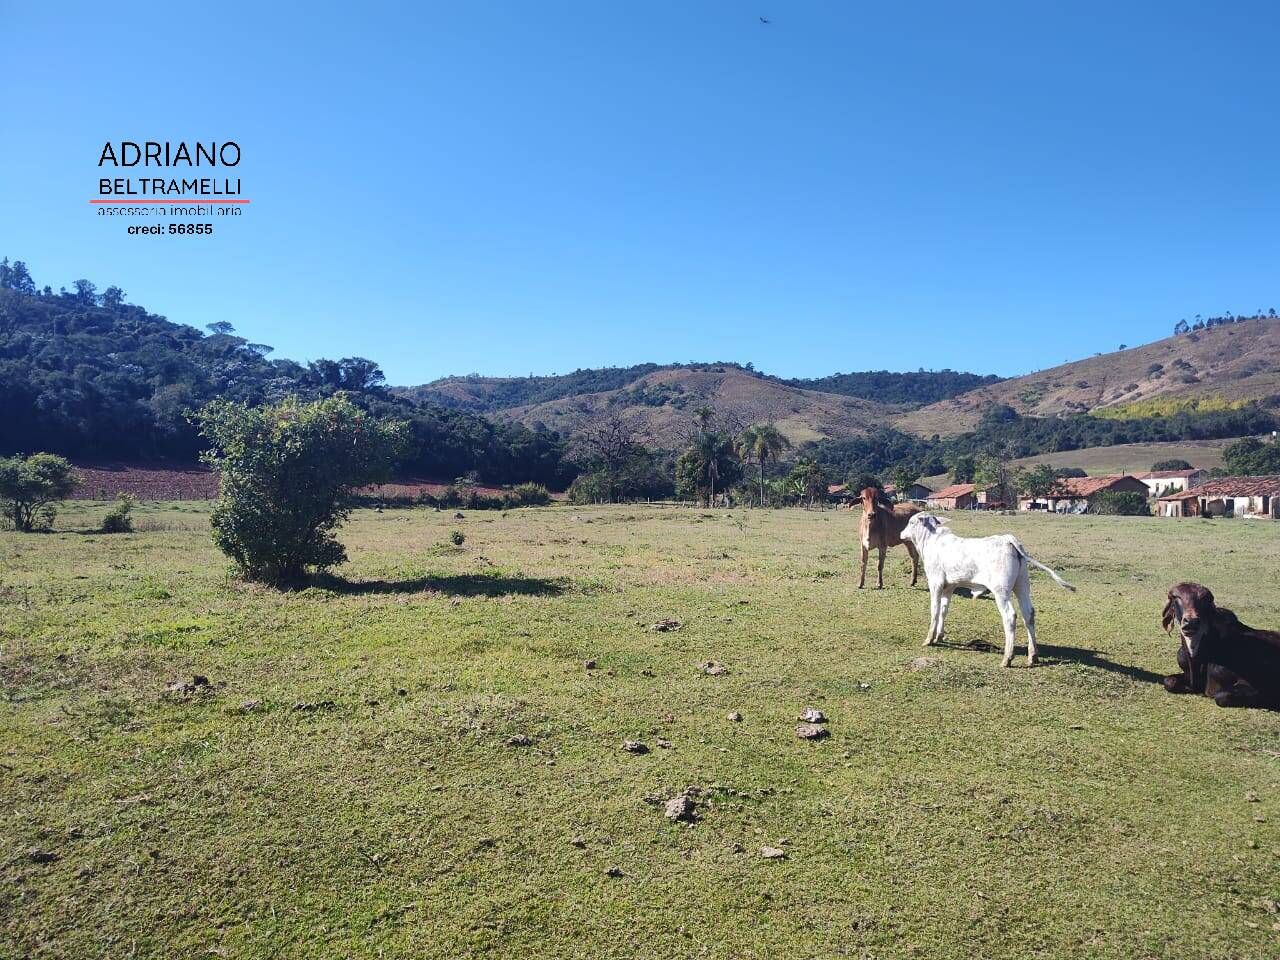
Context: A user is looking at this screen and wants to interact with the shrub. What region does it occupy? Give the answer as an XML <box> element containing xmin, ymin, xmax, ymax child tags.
<box><xmin>1151</xmin><ymin>458</ymin><xmax>1193</xmax><ymax>471</ymax></box>
<box><xmin>1089</xmin><ymin>491</ymin><xmax>1150</xmax><ymax>516</ymax></box>
<box><xmin>0</xmin><ymin>453</ymin><xmax>78</xmax><ymax>532</ymax></box>
<box><xmin>568</xmin><ymin>471</ymin><xmax>611</xmax><ymax>504</ymax></box>
<box><xmin>100</xmin><ymin>494</ymin><xmax>135</xmax><ymax>533</ymax></box>
<box><xmin>449</xmin><ymin>530</ymin><xmax>465</xmax><ymax>546</ymax></box>
<box><xmin>194</xmin><ymin>395</ymin><xmax>407</xmax><ymax>585</ymax></box>
<box><xmin>504</xmin><ymin>482</ymin><xmax>552</xmax><ymax>507</ymax></box>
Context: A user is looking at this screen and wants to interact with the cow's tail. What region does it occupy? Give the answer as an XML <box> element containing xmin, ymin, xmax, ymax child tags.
<box><xmin>1013</xmin><ymin>542</ymin><xmax>1076</xmax><ymax>592</ymax></box>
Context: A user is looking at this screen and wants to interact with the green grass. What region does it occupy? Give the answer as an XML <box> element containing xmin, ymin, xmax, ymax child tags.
<box><xmin>2</xmin><ymin>501</ymin><xmax>1279</xmax><ymax>959</ymax></box>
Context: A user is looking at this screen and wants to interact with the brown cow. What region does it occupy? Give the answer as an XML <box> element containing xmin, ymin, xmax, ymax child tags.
<box><xmin>1161</xmin><ymin>582</ymin><xmax>1280</xmax><ymax>709</ymax></box>
<box><xmin>857</xmin><ymin>486</ymin><xmax>921</xmax><ymax>589</ymax></box>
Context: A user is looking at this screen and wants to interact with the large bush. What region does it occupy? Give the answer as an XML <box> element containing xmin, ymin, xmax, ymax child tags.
<box><xmin>195</xmin><ymin>395</ymin><xmax>407</xmax><ymax>585</ymax></box>
<box><xmin>504</xmin><ymin>482</ymin><xmax>552</xmax><ymax>507</ymax></box>
<box><xmin>1089</xmin><ymin>491</ymin><xmax>1150</xmax><ymax>516</ymax></box>
<box><xmin>0</xmin><ymin>453</ymin><xmax>77</xmax><ymax>531</ymax></box>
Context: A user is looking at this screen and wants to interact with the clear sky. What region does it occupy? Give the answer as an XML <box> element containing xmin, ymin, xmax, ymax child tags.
<box><xmin>4</xmin><ymin>2</ymin><xmax>1278</xmax><ymax>385</ymax></box>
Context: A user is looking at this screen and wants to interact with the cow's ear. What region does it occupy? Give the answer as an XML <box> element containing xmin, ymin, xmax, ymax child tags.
<box><xmin>1161</xmin><ymin>595</ymin><xmax>1178</xmax><ymax>634</ymax></box>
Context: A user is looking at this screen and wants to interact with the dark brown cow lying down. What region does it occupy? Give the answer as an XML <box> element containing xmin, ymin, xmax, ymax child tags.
<box><xmin>1161</xmin><ymin>583</ymin><xmax>1280</xmax><ymax>709</ymax></box>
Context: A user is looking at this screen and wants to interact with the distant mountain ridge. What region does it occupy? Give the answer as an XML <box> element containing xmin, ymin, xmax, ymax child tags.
<box><xmin>397</xmin><ymin>319</ymin><xmax>1280</xmax><ymax>450</ymax></box>
<box><xmin>395</xmin><ymin>363</ymin><xmax>1008</xmax><ymax>448</ymax></box>
<box><xmin>397</xmin><ymin>363</ymin><xmax>1004</xmax><ymax>413</ymax></box>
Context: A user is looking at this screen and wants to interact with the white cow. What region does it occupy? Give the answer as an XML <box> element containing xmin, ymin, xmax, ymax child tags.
<box><xmin>900</xmin><ymin>513</ymin><xmax>1076</xmax><ymax>667</ymax></box>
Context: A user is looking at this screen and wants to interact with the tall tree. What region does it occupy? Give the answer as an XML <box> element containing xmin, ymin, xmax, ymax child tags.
<box><xmin>785</xmin><ymin>458</ymin><xmax>828</xmax><ymax>508</ymax></box>
<box><xmin>675</xmin><ymin>430</ymin><xmax>741</xmax><ymax>506</ymax></box>
<box><xmin>888</xmin><ymin>464</ymin><xmax>920</xmax><ymax>498</ymax></box>
<box><xmin>974</xmin><ymin>452</ymin><xmax>1018</xmax><ymax>506</ymax></box>
<box><xmin>736</xmin><ymin>423</ymin><xmax>791</xmax><ymax>506</ymax></box>
<box><xmin>1018</xmin><ymin>463</ymin><xmax>1059</xmax><ymax>500</ymax></box>
<box><xmin>568</xmin><ymin>412</ymin><xmax>650</xmax><ymax>502</ymax></box>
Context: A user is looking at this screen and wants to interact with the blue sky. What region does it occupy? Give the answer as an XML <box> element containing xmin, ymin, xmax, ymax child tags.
<box><xmin>4</xmin><ymin>2</ymin><xmax>1278</xmax><ymax>385</ymax></box>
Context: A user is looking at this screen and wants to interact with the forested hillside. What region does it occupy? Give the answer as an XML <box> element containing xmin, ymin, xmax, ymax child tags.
<box><xmin>895</xmin><ymin>315</ymin><xmax>1280</xmax><ymax>436</ymax></box>
<box><xmin>781</xmin><ymin>369</ymin><xmax>1003</xmax><ymax>404</ymax></box>
<box><xmin>401</xmin><ymin>363</ymin><xmax>1003</xmax><ymax>414</ymax></box>
<box><xmin>0</xmin><ymin>259</ymin><xmax>573</xmax><ymax>486</ymax></box>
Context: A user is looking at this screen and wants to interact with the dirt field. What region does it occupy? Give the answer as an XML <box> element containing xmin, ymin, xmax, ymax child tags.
<box><xmin>2</xmin><ymin>503</ymin><xmax>1277</xmax><ymax>959</ymax></box>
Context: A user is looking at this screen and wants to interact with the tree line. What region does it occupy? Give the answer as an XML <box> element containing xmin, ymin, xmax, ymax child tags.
<box><xmin>1172</xmin><ymin>309</ymin><xmax>1276</xmax><ymax>335</ymax></box>
<box><xmin>0</xmin><ymin>260</ymin><xmax>573</xmax><ymax>486</ymax></box>
<box><xmin>805</xmin><ymin>403</ymin><xmax>1277</xmax><ymax>485</ymax></box>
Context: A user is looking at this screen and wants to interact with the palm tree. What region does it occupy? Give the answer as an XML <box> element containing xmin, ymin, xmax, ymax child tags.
<box><xmin>692</xmin><ymin>405</ymin><xmax>715</xmax><ymax>434</ymax></box>
<box><xmin>736</xmin><ymin>424</ymin><xmax>791</xmax><ymax>506</ymax></box>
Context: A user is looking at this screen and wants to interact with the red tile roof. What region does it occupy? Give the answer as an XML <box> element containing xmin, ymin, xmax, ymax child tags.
<box><xmin>930</xmin><ymin>483</ymin><xmax>975</xmax><ymax>499</ymax></box>
<box><xmin>1158</xmin><ymin>475</ymin><xmax>1280</xmax><ymax>500</ymax></box>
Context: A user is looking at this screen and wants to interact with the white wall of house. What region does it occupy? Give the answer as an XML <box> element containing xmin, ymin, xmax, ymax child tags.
<box><xmin>1139</xmin><ymin>472</ymin><xmax>1204</xmax><ymax>496</ymax></box>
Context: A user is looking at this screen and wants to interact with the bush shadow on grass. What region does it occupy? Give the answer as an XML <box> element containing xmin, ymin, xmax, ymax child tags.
<box><xmin>312</xmin><ymin>572</ymin><xmax>568</xmax><ymax>597</ymax></box>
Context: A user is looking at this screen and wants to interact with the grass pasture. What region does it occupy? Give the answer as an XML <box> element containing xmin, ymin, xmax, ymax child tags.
<box><xmin>2</xmin><ymin>502</ymin><xmax>1278</xmax><ymax>959</ymax></box>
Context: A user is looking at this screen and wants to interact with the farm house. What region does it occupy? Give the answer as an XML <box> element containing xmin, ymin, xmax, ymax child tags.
<box><xmin>1135</xmin><ymin>468</ymin><xmax>1207</xmax><ymax>497</ymax></box>
<box><xmin>826</xmin><ymin>483</ymin><xmax>857</xmax><ymax>505</ymax></box>
<box><xmin>883</xmin><ymin>481</ymin><xmax>933</xmax><ymax>502</ymax></box>
<box><xmin>1158</xmin><ymin>475</ymin><xmax>1280</xmax><ymax>518</ymax></box>
<box><xmin>1018</xmin><ymin>474</ymin><xmax>1150</xmax><ymax>513</ymax></box>
<box><xmin>926</xmin><ymin>483</ymin><xmax>977</xmax><ymax>510</ymax></box>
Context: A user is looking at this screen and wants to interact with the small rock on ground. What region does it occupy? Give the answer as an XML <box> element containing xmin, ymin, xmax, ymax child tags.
<box><xmin>760</xmin><ymin>846</ymin><xmax>787</xmax><ymax>859</ymax></box>
<box><xmin>506</xmin><ymin>734</ymin><xmax>533</xmax><ymax>747</ymax></box>
<box><xmin>651</xmin><ymin>619</ymin><xmax>682</xmax><ymax>632</ymax></box>
<box><xmin>795</xmin><ymin>723</ymin><xmax>828</xmax><ymax>740</ymax></box>
<box><xmin>699</xmin><ymin>661</ymin><xmax>727</xmax><ymax>676</ymax></box>
<box><xmin>798</xmin><ymin>708</ymin><xmax>826</xmax><ymax>723</ymax></box>
<box><xmin>727</xmin><ymin>711</ymin><xmax>742</xmax><ymax>722</ymax></box>
<box><xmin>664</xmin><ymin>795</ymin><xmax>696</xmax><ymax>821</ymax></box>
<box><xmin>910</xmin><ymin>657</ymin><xmax>942</xmax><ymax>670</ymax></box>
<box><xmin>621</xmin><ymin>740</ymin><xmax>649</xmax><ymax>754</ymax></box>
<box><xmin>165</xmin><ymin>675</ymin><xmax>211</xmax><ymax>696</ymax></box>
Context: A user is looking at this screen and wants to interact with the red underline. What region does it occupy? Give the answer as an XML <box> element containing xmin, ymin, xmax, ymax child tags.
<box><xmin>90</xmin><ymin>199</ymin><xmax>251</xmax><ymax>204</ymax></box>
